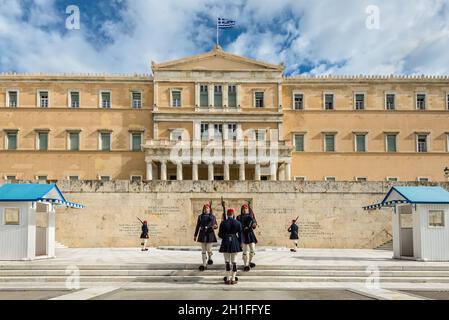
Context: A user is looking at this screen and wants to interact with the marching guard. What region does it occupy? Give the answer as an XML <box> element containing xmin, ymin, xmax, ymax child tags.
<box><xmin>288</xmin><ymin>217</ymin><xmax>299</xmax><ymax>252</ymax></box>
<box><xmin>218</xmin><ymin>202</ymin><xmax>243</xmax><ymax>285</ymax></box>
<box><xmin>194</xmin><ymin>202</ymin><xmax>218</xmax><ymax>271</ymax></box>
<box><xmin>237</xmin><ymin>202</ymin><xmax>258</xmax><ymax>272</ymax></box>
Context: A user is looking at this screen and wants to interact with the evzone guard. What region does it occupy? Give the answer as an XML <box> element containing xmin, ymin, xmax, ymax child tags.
<box><xmin>194</xmin><ymin>202</ymin><xmax>218</xmax><ymax>271</ymax></box>
<box><xmin>218</xmin><ymin>199</ymin><xmax>243</xmax><ymax>285</ymax></box>
<box><xmin>288</xmin><ymin>217</ymin><xmax>299</xmax><ymax>252</ymax></box>
<box><xmin>237</xmin><ymin>201</ymin><xmax>258</xmax><ymax>271</ymax></box>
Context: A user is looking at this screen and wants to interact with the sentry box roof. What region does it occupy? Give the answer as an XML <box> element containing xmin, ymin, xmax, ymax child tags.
<box><xmin>364</xmin><ymin>186</ymin><xmax>449</xmax><ymax>210</ymax></box>
<box><xmin>0</xmin><ymin>184</ymin><xmax>84</xmax><ymax>209</ymax></box>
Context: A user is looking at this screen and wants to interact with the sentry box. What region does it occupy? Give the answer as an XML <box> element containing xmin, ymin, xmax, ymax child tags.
<box><xmin>0</xmin><ymin>184</ymin><xmax>84</xmax><ymax>261</ymax></box>
<box><xmin>364</xmin><ymin>186</ymin><xmax>449</xmax><ymax>262</ymax></box>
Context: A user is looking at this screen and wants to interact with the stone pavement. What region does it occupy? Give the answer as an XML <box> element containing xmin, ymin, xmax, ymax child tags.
<box><xmin>1</xmin><ymin>247</ymin><xmax>449</xmax><ymax>300</ymax></box>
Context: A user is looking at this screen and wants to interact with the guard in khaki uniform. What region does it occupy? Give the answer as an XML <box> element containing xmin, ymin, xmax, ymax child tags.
<box><xmin>218</xmin><ymin>207</ymin><xmax>243</xmax><ymax>285</ymax></box>
<box><xmin>194</xmin><ymin>203</ymin><xmax>218</xmax><ymax>271</ymax></box>
<box><xmin>237</xmin><ymin>203</ymin><xmax>258</xmax><ymax>271</ymax></box>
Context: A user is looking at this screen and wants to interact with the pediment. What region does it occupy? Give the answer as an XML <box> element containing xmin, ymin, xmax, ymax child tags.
<box><xmin>152</xmin><ymin>46</ymin><xmax>284</xmax><ymax>72</ymax></box>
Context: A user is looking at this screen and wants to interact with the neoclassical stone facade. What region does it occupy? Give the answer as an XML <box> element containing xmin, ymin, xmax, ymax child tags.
<box><xmin>1</xmin><ymin>45</ymin><xmax>449</xmax><ymax>182</ymax></box>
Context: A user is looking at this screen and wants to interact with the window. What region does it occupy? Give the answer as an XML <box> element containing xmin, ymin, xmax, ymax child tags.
<box><xmin>324</xmin><ymin>134</ymin><xmax>336</xmax><ymax>152</ymax></box>
<box><xmin>417</xmin><ymin>134</ymin><xmax>428</xmax><ymax>153</ymax></box>
<box><xmin>355</xmin><ymin>93</ymin><xmax>365</xmax><ymax>110</ymax></box>
<box><xmin>39</xmin><ymin>91</ymin><xmax>49</xmax><ymax>108</ymax></box>
<box><xmin>131</xmin><ymin>176</ymin><xmax>142</xmax><ymax>184</ymax></box>
<box><xmin>4</xmin><ymin>208</ymin><xmax>20</xmax><ymax>225</ymax></box>
<box><xmin>356</xmin><ymin>177</ymin><xmax>367</xmax><ymax>182</ymax></box>
<box><xmin>200</xmin><ymin>123</ymin><xmax>209</xmax><ymax>140</ymax></box>
<box><xmin>386</xmin><ymin>177</ymin><xmax>398</xmax><ymax>182</ymax></box>
<box><xmin>100</xmin><ymin>92</ymin><xmax>111</xmax><ymax>108</ymax></box>
<box><xmin>100</xmin><ymin>132</ymin><xmax>111</xmax><ymax>151</ymax></box>
<box><xmin>5</xmin><ymin>176</ymin><xmax>16</xmax><ymax>183</ymax></box>
<box><xmin>429</xmin><ymin>210</ymin><xmax>445</xmax><ymax>227</ymax></box>
<box><xmin>131</xmin><ymin>133</ymin><xmax>142</xmax><ymax>151</ymax></box>
<box><xmin>37</xmin><ymin>176</ymin><xmax>48</xmax><ymax>183</ymax></box>
<box><xmin>227</xmin><ymin>124</ymin><xmax>237</xmax><ymax>141</ymax></box>
<box><xmin>416</xmin><ymin>94</ymin><xmax>426</xmax><ymax>110</ymax></box>
<box><xmin>255</xmin><ymin>130</ymin><xmax>265</xmax><ymax>141</ymax></box>
<box><xmin>214</xmin><ymin>124</ymin><xmax>223</xmax><ymax>140</ymax></box>
<box><xmin>170</xmin><ymin>130</ymin><xmax>183</xmax><ymax>141</ymax></box>
<box><xmin>324</xmin><ymin>94</ymin><xmax>334</xmax><ymax>110</ymax></box>
<box><xmin>99</xmin><ymin>176</ymin><xmax>111</xmax><ymax>182</ymax></box>
<box><xmin>171</xmin><ymin>90</ymin><xmax>181</xmax><ymax>107</ymax></box>
<box><xmin>7</xmin><ymin>91</ymin><xmax>18</xmax><ymax>107</ymax></box>
<box><xmin>131</xmin><ymin>92</ymin><xmax>142</xmax><ymax>109</ymax></box>
<box><xmin>68</xmin><ymin>132</ymin><xmax>80</xmax><ymax>151</ymax></box>
<box><xmin>68</xmin><ymin>176</ymin><xmax>79</xmax><ymax>182</ymax></box>
<box><xmin>70</xmin><ymin>91</ymin><xmax>80</xmax><ymax>108</ymax></box>
<box><xmin>325</xmin><ymin>176</ymin><xmax>336</xmax><ymax>182</ymax></box>
<box><xmin>228</xmin><ymin>85</ymin><xmax>237</xmax><ymax>108</ymax></box>
<box><xmin>37</xmin><ymin>132</ymin><xmax>48</xmax><ymax>151</ymax></box>
<box><xmin>6</xmin><ymin>131</ymin><xmax>17</xmax><ymax>150</ymax></box>
<box><xmin>294</xmin><ymin>176</ymin><xmax>306</xmax><ymax>182</ymax></box>
<box><xmin>200</xmin><ymin>85</ymin><xmax>209</xmax><ymax>107</ymax></box>
<box><xmin>214</xmin><ymin>85</ymin><xmax>223</xmax><ymax>107</ymax></box>
<box><xmin>355</xmin><ymin>134</ymin><xmax>366</xmax><ymax>152</ymax></box>
<box><xmin>386</xmin><ymin>134</ymin><xmax>397</xmax><ymax>152</ymax></box>
<box><xmin>293</xmin><ymin>93</ymin><xmax>304</xmax><ymax>110</ymax></box>
<box><xmin>386</xmin><ymin>93</ymin><xmax>395</xmax><ymax>110</ymax></box>
<box><xmin>294</xmin><ymin>134</ymin><xmax>304</xmax><ymax>152</ymax></box>
<box><xmin>417</xmin><ymin>177</ymin><xmax>430</xmax><ymax>182</ymax></box>
<box><xmin>255</xmin><ymin>92</ymin><xmax>264</xmax><ymax>108</ymax></box>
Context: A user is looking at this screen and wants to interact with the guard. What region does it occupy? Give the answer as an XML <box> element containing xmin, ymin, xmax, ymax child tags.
<box><xmin>194</xmin><ymin>203</ymin><xmax>218</xmax><ymax>271</ymax></box>
<box><xmin>288</xmin><ymin>218</ymin><xmax>299</xmax><ymax>252</ymax></box>
<box><xmin>218</xmin><ymin>206</ymin><xmax>243</xmax><ymax>285</ymax></box>
<box><xmin>237</xmin><ymin>203</ymin><xmax>258</xmax><ymax>271</ymax></box>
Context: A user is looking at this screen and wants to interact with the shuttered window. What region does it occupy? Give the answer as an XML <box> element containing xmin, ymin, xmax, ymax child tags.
<box><xmin>294</xmin><ymin>134</ymin><xmax>304</xmax><ymax>152</ymax></box>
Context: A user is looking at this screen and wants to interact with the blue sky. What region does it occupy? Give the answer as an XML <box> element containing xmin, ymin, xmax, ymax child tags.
<box><xmin>1</xmin><ymin>0</ymin><xmax>449</xmax><ymax>75</ymax></box>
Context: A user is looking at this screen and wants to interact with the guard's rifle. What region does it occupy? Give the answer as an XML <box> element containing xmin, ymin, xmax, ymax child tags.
<box><xmin>246</xmin><ymin>199</ymin><xmax>258</xmax><ymax>229</ymax></box>
<box><xmin>137</xmin><ymin>217</ymin><xmax>144</xmax><ymax>225</ymax></box>
<box><xmin>221</xmin><ymin>197</ymin><xmax>226</xmax><ymax>221</ymax></box>
<box><xmin>293</xmin><ymin>216</ymin><xmax>299</xmax><ymax>224</ymax></box>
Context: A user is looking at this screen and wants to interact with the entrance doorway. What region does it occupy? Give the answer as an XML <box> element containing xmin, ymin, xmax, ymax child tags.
<box><xmin>35</xmin><ymin>202</ymin><xmax>49</xmax><ymax>257</ymax></box>
<box><xmin>398</xmin><ymin>205</ymin><xmax>414</xmax><ymax>257</ymax></box>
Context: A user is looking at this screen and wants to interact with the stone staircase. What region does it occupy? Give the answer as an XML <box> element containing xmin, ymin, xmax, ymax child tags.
<box><xmin>375</xmin><ymin>240</ymin><xmax>393</xmax><ymax>251</ymax></box>
<box><xmin>1</xmin><ymin>263</ymin><xmax>449</xmax><ymax>287</ymax></box>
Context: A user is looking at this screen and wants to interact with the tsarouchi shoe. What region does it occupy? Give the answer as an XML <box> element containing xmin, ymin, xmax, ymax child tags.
<box><xmin>198</xmin><ymin>266</ymin><xmax>206</xmax><ymax>271</ymax></box>
<box><xmin>207</xmin><ymin>259</ymin><xmax>213</xmax><ymax>265</ymax></box>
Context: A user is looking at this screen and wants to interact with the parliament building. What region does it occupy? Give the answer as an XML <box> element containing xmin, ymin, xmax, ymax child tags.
<box><xmin>1</xmin><ymin>46</ymin><xmax>449</xmax><ymax>183</ymax></box>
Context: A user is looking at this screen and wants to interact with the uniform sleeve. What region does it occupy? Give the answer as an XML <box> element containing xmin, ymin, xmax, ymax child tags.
<box><xmin>288</xmin><ymin>226</ymin><xmax>292</xmax><ymax>232</ymax></box>
<box><xmin>218</xmin><ymin>221</ymin><xmax>224</xmax><ymax>239</ymax></box>
<box><xmin>237</xmin><ymin>221</ymin><xmax>243</xmax><ymax>244</ymax></box>
<box><xmin>208</xmin><ymin>215</ymin><xmax>216</xmax><ymax>229</ymax></box>
<box><xmin>194</xmin><ymin>215</ymin><xmax>200</xmax><ymax>238</ymax></box>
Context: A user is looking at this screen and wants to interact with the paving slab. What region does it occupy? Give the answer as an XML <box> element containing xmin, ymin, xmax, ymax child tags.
<box><xmin>0</xmin><ymin>290</ymin><xmax>76</xmax><ymax>300</ymax></box>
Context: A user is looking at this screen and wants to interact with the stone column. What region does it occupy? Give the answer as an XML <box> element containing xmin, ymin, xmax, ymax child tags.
<box><xmin>224</xmin><ymin>163</ymin><xmax>230</xmax><ymax>181</ymax></box>
<box><xmin>255</xmin><ymin>163</ymin><xmax>261</xmax><ymax>181</ymax></box>
<box><xmin>160</xmin><ymin>161</ymin><xmax>167</xmax><ymax>181</ymax></box>
<box><xmin>208</xmin><ymin>163</ymin><xmax>214</xmax><ymax>181</ymax></box>
<box><xmin>176</xmin><ymin>163</ymin><xmax>183</xmax><ymax>181</ymax></box>
<box><xmin>239</xmin><ymin>163</ymin><xmax>245</xmax><ymax>181</ymax></box>
<box><xmin>285</xmin><ymin>162</ymin><xmax>291</xmax><ymax>181</ymax></box>
<box><xmin>279</xmin><ymin>163</ymin><xmax>286</xmax><ymax>181</ymax></box>
<box><xmin>192</xmin><ymin>163</ymin><xmax>199</xmax><ymax>181</ymax></box>
<box><xmin>146</xmin><ymin>161</ymin><xmax>153</xmax><ymax>181</ymax></box>
<box><xmin>270</xmin><ymin>162</ymin><xmax>277</xmax><ymax>181</ymax></box>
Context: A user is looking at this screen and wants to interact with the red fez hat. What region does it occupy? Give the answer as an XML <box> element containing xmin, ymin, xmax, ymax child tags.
<box><xmin>143</xmin><ymin>220</ymin><xmax>147</xmax><ymax>224</ymax></box>
<box><xmin>227</xmin><ymin>208</ymin><xmax>236</xmax><ymax>215</ymax></box>
<box><xmin>203</xmin><ymin>203</ymin><xmax>211</xmax><ymax>209</ymax></box>
<box><xmin>242</xmin><ymin>204</ymin><xmax>249</xmax><ymax>209</ymax></box>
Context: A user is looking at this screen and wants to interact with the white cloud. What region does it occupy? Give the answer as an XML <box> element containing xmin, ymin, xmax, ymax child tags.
<box><xmin>0</xmin><ymin>0</ymin><xmax>449</xmax><ymax>75</ymax></box>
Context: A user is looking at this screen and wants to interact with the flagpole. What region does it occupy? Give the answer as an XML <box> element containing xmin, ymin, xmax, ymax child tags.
<box><xmin>216</xmin><ymin>17</ymin><xmax>219</xmax><ymax>46</ymax></box>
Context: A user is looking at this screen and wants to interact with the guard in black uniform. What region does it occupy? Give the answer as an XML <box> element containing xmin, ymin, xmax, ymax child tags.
<box><xmin>218</xmin><ymin>207</ymin><xmax>242</xmax><ymax>285</ymax></box>
<box><xmin>194</xmin><ymin>203</ymin><xmax>218</xmax><ymax>271</ymax></box>
<box><xmin>288</xmin><ymin>219</ymin><xmax>299</xmax><ymax>252</ymax></box>
<box><xmin>237</xmin><ymin>203</ymin><xmax>258</xmax><ymax>271</ymax></box>
<box><xmin>140</xmin><ymin>220</ymin><xmax>149</xmax><ymax>251</ymax></box>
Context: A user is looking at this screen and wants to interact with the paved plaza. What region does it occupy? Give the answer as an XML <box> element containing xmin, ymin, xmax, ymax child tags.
<box><xmin>1</xmin><ymin>247</ymin><xmax>449</xmax><ymax>300</ymax></box>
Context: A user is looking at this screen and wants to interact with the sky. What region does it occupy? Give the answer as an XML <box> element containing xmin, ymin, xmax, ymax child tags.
<box><xmin>1</xmin><ymin>0</ymin><xmax>449</xmax><ymax>75</ymax></box>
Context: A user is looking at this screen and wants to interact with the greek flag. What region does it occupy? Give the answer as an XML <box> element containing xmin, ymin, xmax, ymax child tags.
<box><xmin>217</xmin><ymin>18</ymin><xmax>236</xmax><ymax>29</ymax></box>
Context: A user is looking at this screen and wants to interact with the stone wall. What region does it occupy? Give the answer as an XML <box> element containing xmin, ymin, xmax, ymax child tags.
<box><xmin>45</xmin><ymin>181</ymin><xmax>449</xmax><ymax>249</ymax></box>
